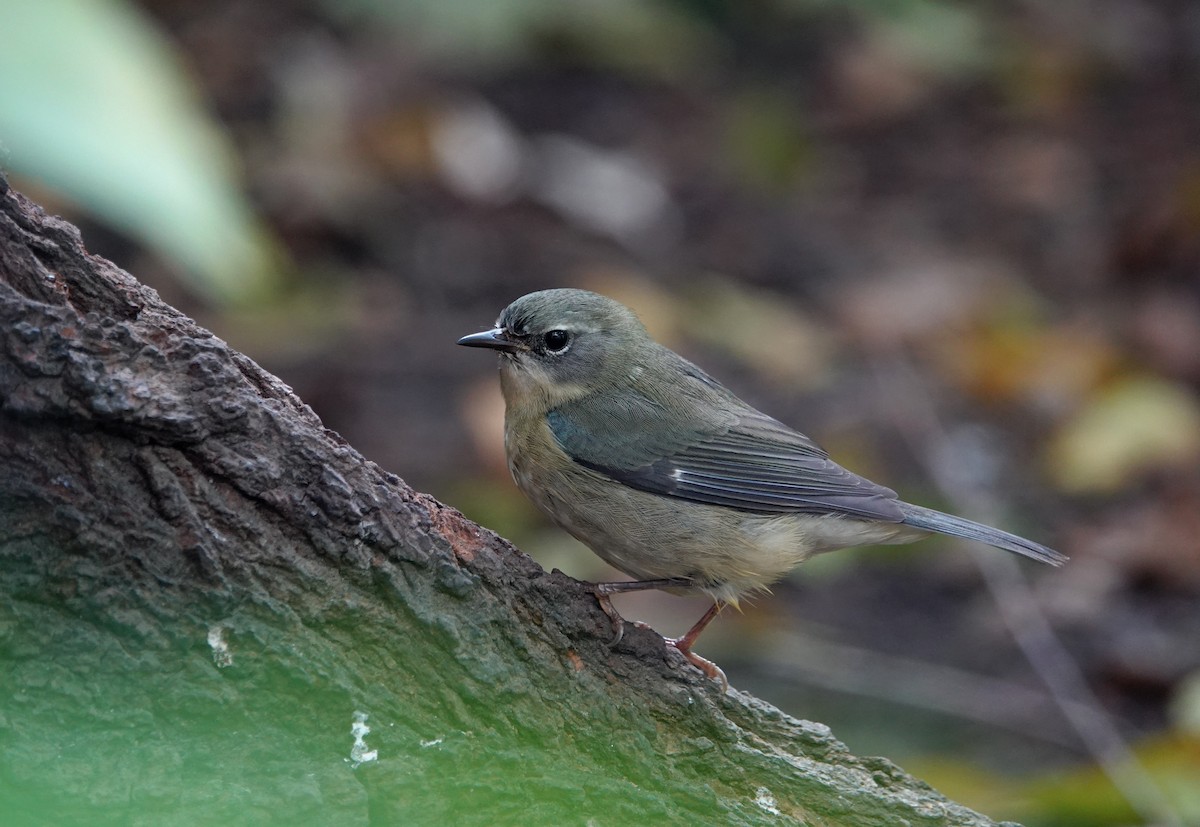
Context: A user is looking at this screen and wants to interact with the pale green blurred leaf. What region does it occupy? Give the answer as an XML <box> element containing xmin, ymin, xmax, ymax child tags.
<box><xmin>867</xmin><ymin>0</ymin><xmax>990</xmax><ymax>76</ymax></box>
<box><xmin>322</xmin><ymin>0</ymin><xmax>712</xmax><ymax>76</ymax></box>
<box><xmin>780</xmin><ymin>0</ymin><xmax>990</xmax><ymax>75</ymax></box>
<box><xmin>725</xmin><ymin>90</ymin><xmax>817</xmax><ymax>192</ymax></box>
<box><xmin>0</xmin><ymin>0</ymin><xmax>277</xmax><ymax>302</ymax></box>
<box><xmin>1047</xmin><ymin>375</ymin><xmax>1200</xmax><ymax>493</ymax></box>
<box><xmin>682</xmin><ymin>276</ymin><xmax>834</xmax><ymax>386</ymax></box>
<box><xmin>1171</xmin><ymin>671</ymin><xmax>1200</xmax><ymax>735</ymax></box>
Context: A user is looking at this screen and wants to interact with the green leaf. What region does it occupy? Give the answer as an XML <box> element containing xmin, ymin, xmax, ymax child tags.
<box><xmin>1047</xmin><ymin>375</ymin><xmax>1200</xmax><ymax>494</ymax></box>
<box><xmin>0</xmin><ymin>0</ymin><xmax>277</xmax><ymax>302</ymax></box>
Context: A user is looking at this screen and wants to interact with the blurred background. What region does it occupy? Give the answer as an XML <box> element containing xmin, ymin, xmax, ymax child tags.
<box><xmin>4</xmin><ymin>0</ymin><xmax>1200</xmax><ymax>823</ymax></box>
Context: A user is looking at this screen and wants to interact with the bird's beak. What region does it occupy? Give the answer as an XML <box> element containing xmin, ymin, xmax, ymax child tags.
<box><xmin>456</xmin><ymin>327</ymin><xmax>523</xmax><ymax>353</ymax></box>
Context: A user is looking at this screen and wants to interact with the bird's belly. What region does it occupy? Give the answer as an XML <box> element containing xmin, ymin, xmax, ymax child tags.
<box><xmin>510</xmin><ymin>448</ymin><xmax>915</xmax><ymax>602</ymax></box>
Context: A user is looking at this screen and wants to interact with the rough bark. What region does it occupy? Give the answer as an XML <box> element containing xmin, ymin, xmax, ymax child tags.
<box><xmin>0</xmin><ymin>178</ymin><xmax>1010</xmax><ymax>826</ymax></box>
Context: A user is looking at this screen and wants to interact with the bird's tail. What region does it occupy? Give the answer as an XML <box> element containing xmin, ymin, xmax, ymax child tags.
<box><xmin>898</xmin><ymin>502</ymin><xmax>1066</xmax><ymax>566</ymax></box>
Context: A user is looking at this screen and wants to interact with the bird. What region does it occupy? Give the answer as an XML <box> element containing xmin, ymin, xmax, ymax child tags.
<box><xmin>458</xmin><ymin>288</ymin><xmax>1065</xmax><ymax>690</ymax></box>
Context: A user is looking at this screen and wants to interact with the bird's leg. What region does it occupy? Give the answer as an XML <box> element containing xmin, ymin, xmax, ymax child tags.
<box><xmin>666</xmin><ymin>602</ymin><xmax>728</xmax><ymax>691</ymax></box>
<box><xmin>590</xmin><ymin>578</ymin><xmax>693</xmax><ymax>646</ymax></box>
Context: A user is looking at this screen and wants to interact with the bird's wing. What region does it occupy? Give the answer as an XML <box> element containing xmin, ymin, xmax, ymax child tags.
<box><xmin>547</xmin><ymin>384</ymin><xmax>905</xmax><ymax>522</ymax></box>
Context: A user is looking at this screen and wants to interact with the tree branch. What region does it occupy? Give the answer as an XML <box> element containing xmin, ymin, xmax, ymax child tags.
<box><xmin>0</xmin><ymin>177</ymin><xmax>1007</xmax><ymax>825</ymax></box>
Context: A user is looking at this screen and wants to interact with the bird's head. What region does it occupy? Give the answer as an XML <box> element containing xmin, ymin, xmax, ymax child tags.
<box><xmin>457</xmin><ymin>289</ymin><xmax>650</xmax><ymax>410</ymax></box>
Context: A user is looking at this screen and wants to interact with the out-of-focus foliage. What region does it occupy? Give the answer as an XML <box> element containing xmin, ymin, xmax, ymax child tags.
<box><xmin>1022</xmin><ymin>735</ymin><xmax>1200</xmax><ymax>827</ymax></box>
<box><xmin>10</xmin><ymin>0</ymin><xmax>1200</xmax><ymax>823</ymax></box>
<box><xmin>0</xmin><ymin>0</ymin><xmax>278</xmax><ymax>302</ymax></box>
<box><xmin>321</xmin><ymin>0</ymin><xmax>714</xmax><ymax>75</ymax></box>
<box><xmin>1173</xmin><ymin>671</ymin><xmax>1200</xmax><ymax>735</ymax></box>
<box><xmin>324</xmin><ymin>0</ymin><xmax>992</xmax><ymax>77</ymax></box>
<box><xmin>920</xmin><ymin>734</ymin><xmax>1200</xmax><ymax>827</ymax></box>
<box><xmin>1048</xmin><ymin>375</ymin><xmax>1200</xmax><ymax>494</ymax></box>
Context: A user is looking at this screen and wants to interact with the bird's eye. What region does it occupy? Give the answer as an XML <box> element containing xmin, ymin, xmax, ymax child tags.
<box><xmin>542</xmin><ymin>329</ymin><xmax>570</xmax><ymax>353</ymax></box>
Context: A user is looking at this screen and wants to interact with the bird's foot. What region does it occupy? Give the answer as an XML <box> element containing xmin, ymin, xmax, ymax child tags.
<box><xmin>593</xmin><ymin>590</ymin><xmax>628</xmax><ymax>647</ymax></box>
<box><xmin>666</xmin><ymin>638</ymin><xmax>728</xmax><ymax>692</ymax></box>
<box><xmin>590</xmin><ymin>578</ymin><xmax>693</xmax><ymax>647</ymax></box>
<box><xmin>668</xmin><ymin>601</ymin><xmax>728</xmax><ymax>691</ymax></box>
<box><xmin>590</xmin><ymin>583</ymin><xmax>729</xmax><ymax>691</ymax></box>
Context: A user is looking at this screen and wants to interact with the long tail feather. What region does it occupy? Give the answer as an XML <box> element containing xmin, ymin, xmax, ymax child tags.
<box><xmin>899</xmin><ymin>502</ymin><xmax>1066</xmax><ymax>566</ymax></box>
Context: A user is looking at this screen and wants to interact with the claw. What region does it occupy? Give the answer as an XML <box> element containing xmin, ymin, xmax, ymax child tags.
<box><xmin>590</xmin><ymin>578</ymin><xmax>692</xmax><ymax>648</ymax></box>
<box><xmin>667</xmin><ymin>638</ymin><xmax>729</xmax><ymax>692</ymax></box>
<box><xmin>594</xmin><ymin>591</ymin><xmax>626</xmax><ymax>647</ymax></box>
<box><xmin>589</xmin><ymin>584</ymin><xmax>730</xmax><ymax>691</ymax></box>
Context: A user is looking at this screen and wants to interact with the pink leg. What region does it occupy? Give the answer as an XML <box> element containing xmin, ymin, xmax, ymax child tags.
<box><xmin>591</xmin><ymin>583</ymin><xmax>729</xmax><ymax>691</ymax></box>
<box><xmin>667</xmin><ymin>602</ymin><xmax>727</xmax><ymax>691</ymax></box>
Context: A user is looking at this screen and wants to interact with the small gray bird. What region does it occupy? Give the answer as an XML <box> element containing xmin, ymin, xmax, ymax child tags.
<box><xmin>458</xmin><ymin>288</ymin><xmax>1065</xmax><ymax>689</ymax></box>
